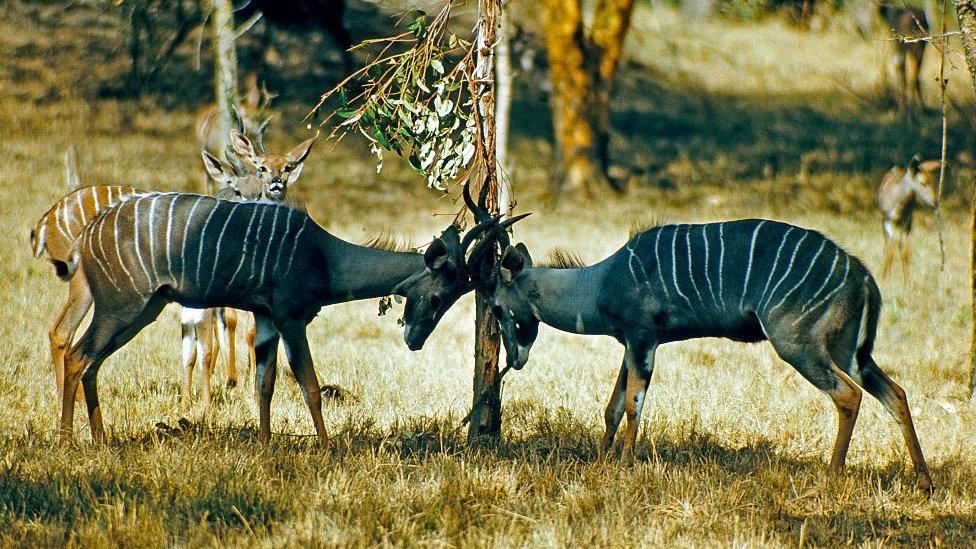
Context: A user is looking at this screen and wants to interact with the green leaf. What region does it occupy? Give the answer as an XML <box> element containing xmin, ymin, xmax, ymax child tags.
<box><xmin>407</xmin><ymin>153</ymin><xmax>424</xmax><ymax>174</ymax></box>
<box><xmin>430</xmin><ymin>59</ymin><xmax>444</xmax><ymax>75</ymax></box>
<box><xmin>373</xmin><ymin>125</ymin><xmax>391</xmax><ymax>149</ymax></box>
<box><xmin>336</xmin><ymin>107</ymin><xmax>358</xmax><ymax>119</ymax></box>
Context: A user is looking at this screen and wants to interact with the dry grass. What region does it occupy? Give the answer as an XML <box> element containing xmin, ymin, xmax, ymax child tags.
<box><xmin>3</xmin><ymin>1</ymin><xmax>976</xmax><ymax>546</ymax></box>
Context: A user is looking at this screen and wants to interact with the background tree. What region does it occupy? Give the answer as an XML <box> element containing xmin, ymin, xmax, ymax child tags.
<box><xmin>209</xmin><ymin>0</ymin><xmax>240</xmax><ymax>180</ymax></box>
<box><xmin>954</xmin><ymin>0</ymin><xmax>976</xmax><ymax>397</ymax></box>
<box><xmin>540</xmin><ymin>0</ymin><xmax>634</xmax><ymax>194</ymax></box>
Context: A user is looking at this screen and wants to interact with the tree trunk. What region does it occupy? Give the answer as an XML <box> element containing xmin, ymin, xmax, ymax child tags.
<box><xmin>209</xmin><ymin>0</ymin><xmax>239</xmax><ymax>193</ymax></box>
<box><xmin>468</xmin><ymin>0</ymin><xmax>505</xmax><ymax>443</ymax></box>
<box><xmin>541</xmin><ymin>0</ymin><xmax>606</xmax><ymax>193</ymax></box>
<box><xmin>953</xmin><ymin>0</ymin><xmax>976</xmax><ymax>397</ymax></box>
<box><xmin>591</xmin><ymin>0</ymin><xmax>635</xmax><ymax>187</ymax></box>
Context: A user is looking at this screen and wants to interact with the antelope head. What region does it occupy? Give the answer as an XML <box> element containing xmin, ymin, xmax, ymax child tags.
<box><xmin>231</xmin><ymin>130</ymin><xmax>317</xmax><ymax>202</ymax></box>
<box><xmin>906</xmin><ymin>155</ymin><xmax>942</xmax><ymax>208</ymax></box>
<box><xmin>394</xmin><ymin>182</ymin><xmax>529</xmax><ymax>351</ymax></box>
<box><xmin>201</xmin><ymin>150</ymin><xmax>275</xmax><ymax>202</ymax></box>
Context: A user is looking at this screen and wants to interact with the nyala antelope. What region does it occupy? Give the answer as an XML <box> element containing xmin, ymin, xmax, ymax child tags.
<box><xmin>878</xmin><ymin>156</ymin><xmax>941</xmax><ymax>278</ymax></box>
<box><xmin>402</xmin><ymin>194</ymin><xmax>932</xmax><ymax>491</ymax></box>
<box><xmin>59</xmin><ymin>193</ymin><xmax>506</xmax><ymax>445</ymax></box>
<box><xmin>30</xmin><ymin>148</ymin><xmax>147</xmax><ymax>402</ymax></box>
<box><xmin>880</xmin><ymin>4</ymin><xmax>928</xmax><ymax>108</ymax></box>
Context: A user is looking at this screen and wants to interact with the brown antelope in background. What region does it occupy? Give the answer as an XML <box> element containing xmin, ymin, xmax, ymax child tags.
<box><xmin>31</xmin><ymin>148</ymin><xmax>147</xmax><ymax>403</ymax></box>
<box><xmin>880</xmin><ymin>4</ymin><xmax>928</xmax><ymax>108</ymax></box>
<box><xmin>195</xmin><ymin>71</ymin><xmax>274</xmax><ymax>175</ymax></box>
<box><xmin>58</xmin><ymin>192</ymin><xmax>506</xmax><ymax>444</ymax></box>
<box><xmin>878</xmin><ymin>155</ymin><xmax>941</xmax><ymax>277</ymax></box>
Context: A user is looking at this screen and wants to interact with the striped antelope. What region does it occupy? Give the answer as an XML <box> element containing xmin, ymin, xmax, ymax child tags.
<box><xmin>420</xmin><ymin>211</ymin><xmax>932</xmax><ymax>489</ymax></box>
<box><xmin>30</xmin><ymin>149</ymin><xmax>148</xmax><ymax>402</ymax></box>
<box><xmin>60</xmin><ymin>193</ymin><xmax>504</xmax><ymax>444</ymax></box>
<box><xmin>878</xmin><ymin>156</ymin><xmax>941</xmax><ymax>278</ymax></box>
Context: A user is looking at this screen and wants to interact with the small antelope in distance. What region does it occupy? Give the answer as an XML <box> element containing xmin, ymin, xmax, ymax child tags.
<box><xmin>878</xmin><ymin>155</ymin><xmax>941</xmax><ymax>278</ymax></box>
<box><xmin>880</xmin><ymin>4</ymin><xmax>928</xmax><ymax>108</ymax></box>
<box><xmin>30</xmin><ymin>148</ymin><xmax>147</xmax><ymax>402</ymax></box>
<box><xmin>58</xmin><ymin>188</ymin><xmax>515</xmax><ymax>445</ymax></box>
<box><xmin>403</xmin><ymin>191</ymin><xmax>932</xmax><ymax>491</ymax></box>
<box><xmin>195</xmin><ymin>72</ymin><xmax>273</xmax><ymax>181</ymax></box>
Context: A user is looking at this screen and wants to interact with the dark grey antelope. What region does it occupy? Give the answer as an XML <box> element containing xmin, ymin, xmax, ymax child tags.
<box><xmin>478</xmin><ymin>219</ymin><xmax>931</xmax><ymax>490</ymax></box>
<box><xmin>60</xmin><ymin>193</ymin><xmax>508</xmax><ymax>444</ymax></box>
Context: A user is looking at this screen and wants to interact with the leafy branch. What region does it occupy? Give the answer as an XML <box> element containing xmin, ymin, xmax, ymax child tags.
<box><xmin>307</xmin><ymin>2</ymin><xmax>485</xmax><ymax>191</ymax></box>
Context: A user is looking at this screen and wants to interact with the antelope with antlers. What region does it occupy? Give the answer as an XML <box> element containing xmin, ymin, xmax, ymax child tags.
<box><xmin>402</xmin><ymin>192</ymin><xmax>932</xmax><ymax>491</ymax></box>
<box><xmin>195</xmin><ymin>72</ymin><xmax>274</xmax><ymax>168</ymax></box>
<box><xmin>58</xmin><ymin>187</ymin><xmax>515</xmax><ymax>444</ymax></box>
<box><xmin>878</xmin><ymin>155</ymin><xmax>941</xmax><ymax>278</ymax></box>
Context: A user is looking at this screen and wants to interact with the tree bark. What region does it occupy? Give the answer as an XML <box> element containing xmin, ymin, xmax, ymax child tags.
<box><xmin>541</xmin><ymin>0</ymin><xmax>633</xmax><ymax>194</ymax></box>
<box><xmin>953</xmin><ymin>0</ymin><xmax>976</xmax><ymax>397</ymax></box>
<box><xmin>469</xmin><ymin>0</ymin><xmax>505</xmax><ymax>443</ymax></box>
<box><xmin>496</xmin><ymin>9</ymin><xmax>514</xmax><ymax>215</ymax></box>
<box><xmin>209</xmin><ymin>0</ymin><xmax>239</xmax><ymax>193</ymax></box>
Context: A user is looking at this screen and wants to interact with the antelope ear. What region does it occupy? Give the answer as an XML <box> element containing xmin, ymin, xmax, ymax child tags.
<box><xmin>286</xmin><ymin>133</ymin><xmax>318</xmax><ymax>168</ymax></box>
<box><xmin>907</xmin><ymin>155</ymin><xmax>921</xmax><ymax>176</ymax></box>
<box><xmin>201</xmin><ymin>151</ymin><xmax>233</xmax><ymax>187</ymax></box>
<box><xmin>514</xmin><ymin>242</ymin><xmax>533</xmax><ymax>268</ymax></box>
<box><xmin>499</xmin><ymin>245</ymin><xmax>526</xmax><ymax>284</ymax></box>
<box><xmin>424</xmin><ymin>237</ymin><xmax>449</xmax><ymax>271</ymax></box>
<box><xmin>286</xmin><ymin>163</ymin><xmax>304</xmax><ymax>185</ymax></box>
<box><xmin>230</xmin><ymin>130</ymin><xmax>261</xmax><ymax>168</ymax></box>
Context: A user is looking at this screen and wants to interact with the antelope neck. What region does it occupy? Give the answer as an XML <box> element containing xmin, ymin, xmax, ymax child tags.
<box><xmin>321</xmin><ymin>235</ymin><xmax>425</xmax><ymax>304</ymax></box>
<box><xmin>521</xmin><ymin>261</ymin><xmax>613</xmax><ymax>336</ymax></box>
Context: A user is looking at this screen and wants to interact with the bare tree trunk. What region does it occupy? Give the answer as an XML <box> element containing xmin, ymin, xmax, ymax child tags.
<box><xmin>953</xmin><ymin>0</ymin><xmax>976</xmax><ymax>397</ymax></box>
<box><xmin>469</xmin><ymin>0</ymin><xmax>505</xmax><ymax>443</ymax></box>
<box><xmin>209</xmin><ymin>0</ymin><xmax>239</xmax><ymax>193</ymax></box>
<box><xmin>591</xmin><ymin>0</ymin><xmax>634</xmax><ymax>186</ymax></box>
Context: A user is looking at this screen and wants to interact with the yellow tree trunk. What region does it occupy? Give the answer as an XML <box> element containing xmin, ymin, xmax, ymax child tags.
<box><xmin>952</xmin><ymin>0</ymin><xmax>976</xmax><ymax>397</ymax></box>
<box><xmin>541</xmin><ymin>0</ymin><xmax>633</xmax><ymax>194</ymax></box>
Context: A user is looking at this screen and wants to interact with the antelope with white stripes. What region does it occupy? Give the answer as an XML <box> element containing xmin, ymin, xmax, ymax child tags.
<box><xmin>59</xmin><ymin>193</ymin><xmax>506</xmax><ymax>444</ymax></box>
<box><xmin>878</xmin><ymin>156</ymin><xmax>941</xmax><ymax>278</ymax></box>
<box><xmin>403</xmin><ymin>197</ymin><xmax>932</xmax><ymax>490</ymax></box>
<box><xmin>31</xmin><ymin>148</ymin><xmax>148</xmax><ymax>402</ymax></box>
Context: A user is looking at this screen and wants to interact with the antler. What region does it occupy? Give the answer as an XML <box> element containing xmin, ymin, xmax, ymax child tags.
<box><xmin>462</xmin><ymin>180</ymin><xmax>491</xmax><ymax>223</ymax></box>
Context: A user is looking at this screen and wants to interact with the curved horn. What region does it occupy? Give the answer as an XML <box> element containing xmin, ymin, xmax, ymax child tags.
<box><xmin>460</xmin><ymin>213</ymin><xmax>501</xmax><ymax>253</ymax></box>
<box><xmin>231</xmin><ymin>105</ymin><xmax>247</xmax><ymax>134</ymax></box>
<box><xmin>463</xmin><ymin>181</ymin><xmax>491</xmax><ymax>223</ymax></box>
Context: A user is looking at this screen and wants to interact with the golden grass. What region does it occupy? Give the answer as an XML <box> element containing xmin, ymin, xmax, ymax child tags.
<box><xmin>3</xmin><ymin>1</ymin><xmax>976</xmax><ymax>546</ymax></box>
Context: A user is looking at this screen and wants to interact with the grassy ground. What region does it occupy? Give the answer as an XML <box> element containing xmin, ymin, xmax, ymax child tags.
<box><xmin>3</xmin><ymin>0</ymin><xmax>976</xmax><ymax>545</ymax></box>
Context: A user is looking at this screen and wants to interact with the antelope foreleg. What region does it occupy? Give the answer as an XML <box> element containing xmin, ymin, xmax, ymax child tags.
<box><xmin>601</xmin><ymin>360</ymin><xmax>628</xmax><ymax>453</ymax></box>
<box><xmin>49</xmin><ymin>273</ymin><xmax>91</xmax><ymax>405</ymax></box>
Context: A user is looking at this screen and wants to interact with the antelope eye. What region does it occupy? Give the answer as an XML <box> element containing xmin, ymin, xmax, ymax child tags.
<box><xmin>429</xmin><ymin>294</ymin><xmax>443</xmax><ymax>310</ymax></box>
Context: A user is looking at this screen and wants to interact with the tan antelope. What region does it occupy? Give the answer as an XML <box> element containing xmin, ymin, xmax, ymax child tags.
<box><xmin>58</xmin><ymin>191</ymin><xmax>508</xmax><ymax>444</ymax></box>
<box><xmin>31</xmin><ymin>149</ymin><xmax>148</xmax><ymax>403</ymax></box>
<box><xmin>195</xmin><ymin>72</ymin><xmax>274</xmax><ymax>176</ymax></box>
<box><xmin>878</xmin><ymin>155</ymin><xmax>941</xmax><ymax>278</ymax></box>
<box><xmin>880</xmin><ymin>4</ymin><xmax>928</xmax><ymax>108</ymax></box>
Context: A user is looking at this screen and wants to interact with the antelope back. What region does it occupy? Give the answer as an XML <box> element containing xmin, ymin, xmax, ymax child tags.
<box><xmin>78</xmin><ymin>194</ymin><xmax>319</xmax><ymax>307</ymax></box>
<box><xmin>32</xmin><ymin>185</ymin><xmax>146</xmax><ymax>265</ymax></box>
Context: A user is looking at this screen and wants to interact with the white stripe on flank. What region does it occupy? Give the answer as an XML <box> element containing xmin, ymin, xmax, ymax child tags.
<box><xmin>165</xmin><ymin>194</ymin><xmax>178</xmax><ymax>283</ymax></box>
<box><xmin>797</xmin><ymin>248</ymin><xmax>841</xmax><ymax>313</ymax></box>
<box><xmin>54</xmin><ymin>200</ymin><xmax>71</xmax><ymax>241</ymax></box>
<box><xmin>113</xmin><ymin>203</ymin><xmax>140</xmax><ymax>292</ymax></box>
<box><xmin>653</xmin><ymin>229</ymin><xmax>671</xmax><ymax>301</ymax></box>
<box><xmin>684</xmin><ymin>226</ymin><xmax>705</xmax><ymax>311</ymax></box>
<box><xmin>284</xmin><ymin>213</ymin><xmax>309</xmax><ymax>276</ymax></box>
<box><xmin>207</xmin><ymin>203</ymin><xmax>240</xmax><ymax>296</ymax></box>
<box><xmin>757</xmin><ymin>227</ymin><xmax>793</xmax><ymax>308</ymax></box>
<box><xmin>94</xmin><ymin>209</ymin><xmax>121</xmax><ymax>291</ymax></box>
<box><xmin>33</xmin><ymin>223</ymin><xmax>47</xmax><ymax>258</ymax></box>
<box><xmin>90</xmin><ymin>186</ymin><xmax>98</xmax><ymax>216</ymax></box>
<box><xmin>132</xmin><ymin>196</ymin><xmax>152</xmax><ymax>288</ymax></box>
<box><xmin>147</xmin><ymin>194</ymin><xmax>161</xmax><ymax>287</ymax></box>
<box><xmin>702</xmin><ymin>225</ymin><xmax>718</xmax><ymax>310</ymax></box>
<box><xmin>760</xmin><ymin>232</ymin><xmax>808</xmax><ymax>313</ymax></box>
<box><xmin>180</xmin><ymin>196</ymin><xmax>207</xmax><ymax>288</ymax></box>
<box><xmin>248</xmin><ymin>206</ymin><xmax>269</xmax><ymax>283</ymax></box>
<box><xmin>792</xmin><ymin>255</ymin><xmax>850</xmax><ymax>325</ymax></box>
<box><xmin>227</xmin><ymin>205</ymin><xmax>260</xmax><ymax>289</ymax></box>
<box><xmin>271</xmin><ymin>207</ymin><xmax>294</xmax><ymax>276</ymax></box>
<box><xmin>259</xmin><ymin>206</ymin><xmax>282</xmax><ymax>284</ymax></box>
<box><xmin>76</xmin><ymin>191</ymin><xmax>86</xmax><ymax>225</ymax></box>
<box><xmin>670</xmin><ymin>225</ymin><xmax>692</xmax><ymax>308</ymax></box>
<box><xmin>739</xmin><ymin>220</ymin><xmax>766</xmax><ymax>311</ymax></box>
<box><xmin>768</xmin><ymin>239</ymin><xmax>827</xmax><ymax>315</ymax></box>
<box><xmin>717</xmin><ymin>223</ymin><xmax>726</xmax><ymax>310</ymax></box>
<box><xmin>194</xmin><ymin>200</ymin><xmax>219</xmax><ymax>289</ymax></box>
